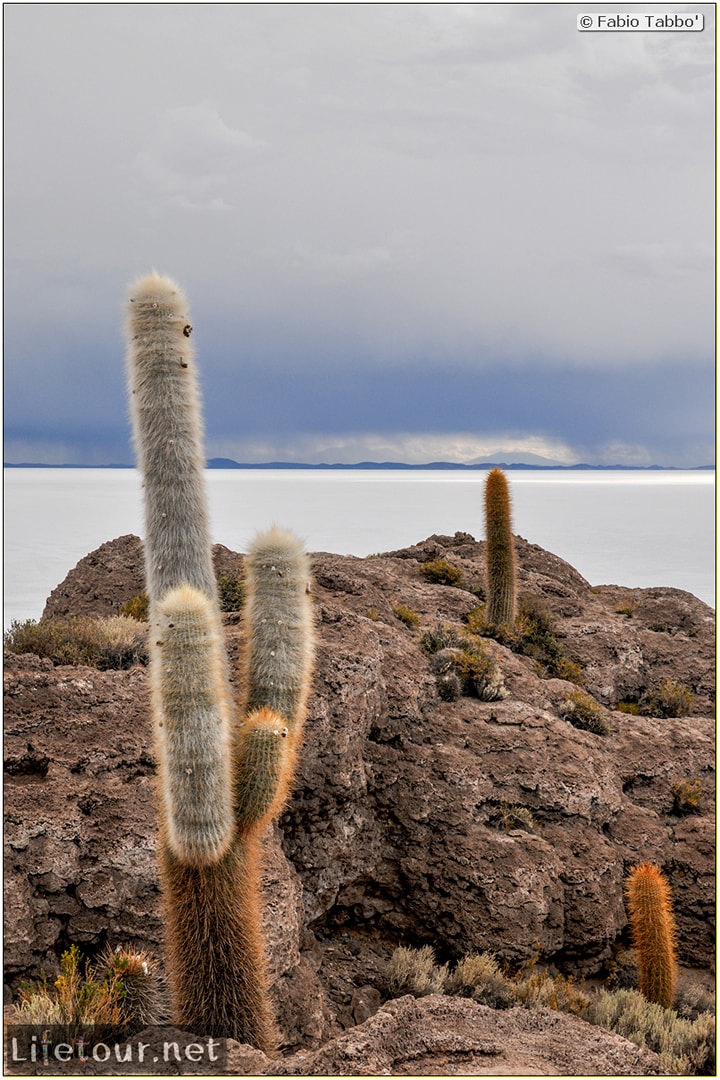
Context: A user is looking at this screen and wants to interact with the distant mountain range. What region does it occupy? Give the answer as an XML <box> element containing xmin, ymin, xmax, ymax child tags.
<box><xmin>4</xmin><ymin>459</ymin><xmax>715</xmax><ymax>471</ymax></box>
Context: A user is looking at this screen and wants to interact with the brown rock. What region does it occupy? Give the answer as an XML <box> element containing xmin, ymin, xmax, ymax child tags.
<box><xmin>271</xmin><ymin>995</ymin><xmax>663</xmax><ymax>1075</ymax></box>
<box><xmin>4</xmin><ymin>532</ymin><xmax>715</xmax><ymax>1064</ymax></box>
<box><xmin>41</xmin><ymin>536</ymin><xmax>243</xmax><ymax>620</ymax></box>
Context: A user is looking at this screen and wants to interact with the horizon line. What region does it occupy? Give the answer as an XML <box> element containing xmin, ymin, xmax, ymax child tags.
<box><xmin>3</xmin><ymin>459</ymin><xmax>715</xmax><ymax>471</ymax></box>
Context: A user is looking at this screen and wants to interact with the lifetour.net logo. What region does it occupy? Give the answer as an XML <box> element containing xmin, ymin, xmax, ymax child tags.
<box><xmin>5</xmin><ymin>1027</ymin><xmax>228</xmax><ymax>1075</ymax></box>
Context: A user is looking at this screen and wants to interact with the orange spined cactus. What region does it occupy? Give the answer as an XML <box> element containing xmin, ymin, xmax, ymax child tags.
<box><xmin>484</xmin><ymin>468</ymin><xmax>517</xmax><ymax>627</ymax></box>
<box><xmin>625</xmin><ymin>861</ymin><xmax>678</xmax><ymax>1009</ymax></box>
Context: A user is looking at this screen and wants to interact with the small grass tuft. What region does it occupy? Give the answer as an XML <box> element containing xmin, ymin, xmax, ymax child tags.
<box><xmin>671</xmin><ymin>778</ymin><xmax>703</xmax><ymax>815</ymax></box>
<box><xmin>217</xmin><ymin>575</ymin><xmax>245</xmax><ymax>612</ymax></box>
<box><xmin>419</xmin><ymin>559</ymin><xmax>463</xmax><ymax>586</ymax></box>
<box><xmin>393</xmin><ymin>604</ymin><xmax>421</xmax><ymax>628</ymax></box>
<box><xmin>639</xmin><ymin>679</ymin><xmax>693</xmax><ymax>718</ymax></box>
<box><xmin>560</xmin><ymin>689</ymin><xmax>610</xmax><ymax>735</ymax></box>
<box><xmin>120</xmin><ymin>592</ymin><xmax>149</xmax><ymax>621</ymax></box>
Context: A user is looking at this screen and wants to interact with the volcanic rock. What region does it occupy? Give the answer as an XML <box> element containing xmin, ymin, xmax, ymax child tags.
<box><xmin>4</xmin><ymin>532</ymin><xmax>715</xmax><ymax>1068</ymax></box>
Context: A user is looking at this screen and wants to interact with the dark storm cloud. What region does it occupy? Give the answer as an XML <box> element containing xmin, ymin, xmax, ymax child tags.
<box><xmin>200</xmin><ymin>351</ymin><xmax>713</xmax><ymax>466</ymax></box>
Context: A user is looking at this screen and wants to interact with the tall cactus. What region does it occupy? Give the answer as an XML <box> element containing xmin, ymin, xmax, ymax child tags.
<box><xmin>484</xmin><ymin>467</ymin><xmax>517</xmax><ymax>627</ymax></box>
<box><xmin>625</xmin><ymin>861</ymin><xmax>678</xmax><ymax>1009</ymax></box>
<box><xmin>125</xmin><ymin>273</ymin><xmax>314</xmax><ymax>1049</ymax></box>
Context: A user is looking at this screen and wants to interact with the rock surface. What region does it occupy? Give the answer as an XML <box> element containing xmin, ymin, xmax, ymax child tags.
<box><xmin>266</xmin><ymin>996</ymin><xmax>664</xmax><ymax>1076</ymax></box>
<box><xmin>2</xmin><ymin>1001</ymin><xmax>664</xmax><ymax>1076</ymax></box>
<box><xmin>4</xmin><ymin>532</ymin><xmax>715</xmax><ymax>1071</ymax></box>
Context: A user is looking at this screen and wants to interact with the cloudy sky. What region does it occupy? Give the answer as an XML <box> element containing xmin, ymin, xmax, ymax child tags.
<box><xmin>5</xmin><ymin>2</ymin><xmax>715</xmax><ymax>466</ymax></box>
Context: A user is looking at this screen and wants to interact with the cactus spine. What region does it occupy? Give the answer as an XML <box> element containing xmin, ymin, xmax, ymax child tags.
<box><xmin>625</xmin><ymin>861</ymin><xmax>678</xmax><ymax>1009</ymax></box>
<box><xmin>125</xmin><ymin>274</ymin><xmax>314</xmax><ymax>1049</ymax></box>
<box><xmin>484</xmin><ymin>467</ymin><xmax>517</xmax><ymax>627</ymax></box>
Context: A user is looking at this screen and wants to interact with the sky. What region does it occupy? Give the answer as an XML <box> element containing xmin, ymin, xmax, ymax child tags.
<box><xmin>4</xmin><ymin>2</ymin><xmax>716</xmax><ymax>467</ymax></box>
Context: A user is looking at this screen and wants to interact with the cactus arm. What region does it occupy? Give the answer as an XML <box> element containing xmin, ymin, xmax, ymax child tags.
<box><xmin>243</xmin><ymin>526</ymin><xmax>315</xmax><ymax>730</ymax></box>
<box><xmin>484</xmin><ymin>468</ymin><xmax>517</xmax><ymax>627</ymax></box>
<box><xmin>152</xmin><ymin>585</ymin><xmax>234</xmax><ymax>865</ymax></box>
<box><xmin>125</xmin><ymin>273</ymin><xmax>217</xmax><ymax>602</ymax></box>
<box><xmin>233</xmin><ymin>707</ymin><xmax>299</xmax><ymax>833</ymax></box>
<box><xmin>234</xmin><ymin>527</ymin><xmax>314</xmax><ymax>832</ymax></box>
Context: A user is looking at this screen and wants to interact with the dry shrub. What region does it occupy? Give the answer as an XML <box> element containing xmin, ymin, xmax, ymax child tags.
<box><xmin>15</xmin><ymin>944</ymin><xmax>164</xmax><ymax>1037</ymax></box>
<box><xmin>4</xmin><ymin>615</ymin><xmax>148</xmax><ymax>669</ymax></box>
<box><xmin>445</xmin><ymin>953</ymin><xmax>515</xmax><ymax>1009</ymax></box>
<box><xmin>386</xmin><ymin>946</ymin><xmax>447</xmax><ymax>997</ymax></box>
<box><xmin>512</xmin><ymin>967</ymin><xmax>592</xmax><ymax>1017</ymax></box>
<box><xmin>419</xmin><ymin>559</ymin><xmax>463</xmax><ymax>586</ymax></box>
<box><xmin>639</xmin><ymin>678</ymin><xmax>693</xmax><ymax>718</ymax></box>
<box><xmin>560</xmin><ymin>689</ymin><xmax>610</xmax><ymax>735</ymax></box>
<box><xmin>589</xmin><ymin>988</ymin><xmax>715</xmax><ymax>1075</ymax></box>
<box><xmin>15</xmin><ymin>945</ymin><xmax>124</xmax><ymax>1033</ymax></box>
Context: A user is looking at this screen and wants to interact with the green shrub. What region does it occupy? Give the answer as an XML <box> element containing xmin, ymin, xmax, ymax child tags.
<box><xmin>639</xmin><ymin>679</ymin><xmax>693</xmax><ymax>718</ymax></box>
<box><xmin>560</xmin><ymin>689</ymin><xmax>610</xmax><ymax>735</ymax></box>
<box><xmin>513</xmin><ymin>596</ymin><xmax>582</xmax><ymax>683</ymax></box>
<box><xmin>419</xmin><ymin>559</ymin><xmax>463</xmax><ymax>586</ymax></box>
<box><xmin>120</xmin><ymin>592</ymin><xmax>149</xmax><ymax>621</ymax></box>
<box><xmin>588</xmin><ymin>988</ymin><xmax>715</xmax><ymax>1074</ymax></box>
<box><xmin>616</xmin><ymin>699</ymin><xmax>641</xmax><ymax>715</ymax></box>
<box><xmin>420</xmin><ymin>624</ymin><xmax>465</xmax><ymax>655</ymax></box>
<box><xmin>15</xmin><ymin>944</ymin><xmax>162</xmax><ymax>1035</ymax></box>
<box><xmin>217</xmin><ymin>574</ymin><xmax>245</xmax><ymax>612</ymax></box>
<box><xmin>393</xmin><ymin>604</ymin><xmax>420</xmax><ymax>628</ymax></box>
<box><xmin>454</xmin><ymin>645</ymin><xmax>506</xmax><ymax>701</ymax></box>
<box><xmin>4</xmin><ymin>616</ymin><xmax>148</xmax><ymax>669</ymax></box>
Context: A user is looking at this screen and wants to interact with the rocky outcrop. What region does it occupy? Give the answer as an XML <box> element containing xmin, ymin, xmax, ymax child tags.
<box><xmin>41</xmin><ymin>536</ymin><xmax>243</xmax><ymax>621</ymax></box>
<box><xmin>265</xmin><ymin>996</ymin><xmax>664</xmax><ymax>1076</ymax></box>
<box><xmin>3</xmin><ymin>1001</ymin><xmax>664</xmax><ymax>1076</ymax></box>
<box><xmin>4</xmin><ymin>532</ymin><xmax>715</xmax><ymax>1067</ymax></box>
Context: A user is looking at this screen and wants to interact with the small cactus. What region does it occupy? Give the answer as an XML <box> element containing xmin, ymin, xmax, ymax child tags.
<box><xmin>484</xmin><ymin>468</ymin><xmax>517</xmax><ymax>627</ymax></box>
<box><xmin>625</xmin><ymin>861</ymin><xmax>678</xmax><ymax>1009</ymax></box>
